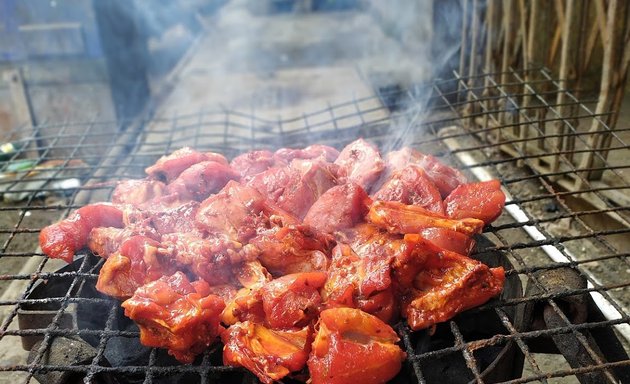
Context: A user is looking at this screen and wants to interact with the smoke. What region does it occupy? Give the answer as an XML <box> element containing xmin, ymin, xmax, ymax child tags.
<box><xmin>3</xmin><ymin>0</ymin><xmax>464</xmax><ymax>149</ymax></box>
<box><xmin>124</xmin><ymin>0</ymin><xmax>464</xmax><ymax>129</ymax></box>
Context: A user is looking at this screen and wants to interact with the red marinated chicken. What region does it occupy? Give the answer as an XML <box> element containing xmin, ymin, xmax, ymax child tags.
<box><xmin>386</xmin><ymin>147</ymin><xmax>467</xmax><ymax>197</ymax></box>
<box><xmin>260</xmin><ymin>272</ymin><xmax>327</xmax><ymax>329</ymax></box>
<box><xmin>398</xmin><ymin>234</ymin><xmax>505</xmax><ymax>330</ymax></box>
<box><xmin>249</xmin><ymin>224</ymin><xmax>333</xmax><ymax>275</ymax></box>
<box><xmin>247</xmin><ymin>158</ymin><xmax>338</xmax><ymax>219</ymax></box>
<box><xmin>368</xmin><ymin>200</ymin><xmax>485</xmax><ymax>236</ymax></box>
<box><xmin>303</xmin><ymin>182</ymin><xmax>371</xmax><ymax>234</ymax></box>
<box><xmin>334</xmin><ymin>138</ymin><xmax>385</xmax><ymax>190</ymax></box>
<box><xmin>145</xmin><ymin>147</ymin><xmax>228</xmax><ymax>183</ymax></box>
<box><xmin>40</xmin><ymin>203</ymin><xmax>124</xmax><ymax>263</ymax></box>
<box><xmin>39</xmin><ymin>139</ymin><xmax>507</xmax><ymax>383</ymax></box>
<box><xmin>121</xmin><ymin>272</ymin><xmax>225</xmax><ymax>363</ymax></box>
<box><xmin>96</xmin><ymin>235</ymin><xmax>177</xmax><ymax>299</ymax></box>
<box><xmin>222</xmin><ymin>323</ymin><xmax>312</xmax><ymax>384</ymax></box>
<box><xmin>308</xmin><ymin>308</ymin><xmax>405</xmax><ymax>384</ymax></box>
<box><xmin>444</xmin><ymin>179</ymin><xmax>506</xmax><ymax>224</ymax></box>
<box><xmin>372</xmin><ymin>164</ymin><xmax>444</xmax><ymax>214</ymax></box>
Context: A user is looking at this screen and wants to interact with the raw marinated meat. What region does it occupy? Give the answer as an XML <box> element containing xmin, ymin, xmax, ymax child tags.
<box><xmin>247</xmin><ymin>158</ymin><xmax>338</xmax><ymax>219</ymax></box>
<box><xmin>40</xmin><ymin>203</ymin><xmax>124</xmax><ymax>263</ymax></box>
<box><xmin>303</xmin><ymin>183</ymin><xmax>371</xmax><ymax>234</ymax></box>
<box><xmin>334</xmin><ymin>138</ymin><xmax>385</xmax><ymax>190</ymax></box>
<box><xmin>222</xmin><ymin>322</ymin><xmax>312</xmax><ymax>384</ymax></box>
<box><xmin>230</xmin><ymin>150</ymin><xmax>275</xmax><ymax>178</ymax></box>
<box><xmin>121</xmin><ymin>272</ymin><xmax>225</xmax><ymax>363</ymax></box>
<box><xmin>145</xmin><ymin>147</ymin><xmax>227</xmax><ymax>183</ymax></box>
<box><xmin>307</xmin><ymin>308</ymin><xmax>405</xmax><ymax>384</ymax></box>
<box><xmin>372</xmin><ymin>164</ymin><xmax>444</xmax><ymax>214</ymax></box>
<box><xmin>444</xmin><ymin>179</ymin><xmax>506</xmax><ymax>224</ymax></box>
<box><xmin>39</xmin><ymin>139</ymin><xmax>507</xmax><ymax>381</ymax></box>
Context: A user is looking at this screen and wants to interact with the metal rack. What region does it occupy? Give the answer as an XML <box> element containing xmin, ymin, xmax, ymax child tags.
<box><xmin>0</xmin><ymin>64</ymin><xmax>628</xmax><ymax>383</ymax></box>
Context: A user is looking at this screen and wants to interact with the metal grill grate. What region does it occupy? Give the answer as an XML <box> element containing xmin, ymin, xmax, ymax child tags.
<box><xmin>0</xmin><ymin>67</ymin><xmax>629</xmax><ymax>383</ymax></box>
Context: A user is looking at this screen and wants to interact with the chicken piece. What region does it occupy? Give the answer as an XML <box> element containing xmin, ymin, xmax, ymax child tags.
<box><xmin>444</xmin><ymin>180</ymin><xmax>506</xmax><ymax>224</ymax></box>
<box><xmin>307</xmin><ymin>308</ymin><xmax>405</xmax><ymax>384</ymax></box>
<box><xmin>121</xmin><ymin>272</ymin><xmax>225</xmax><ymax>364</ymax></box>
<box><xmin>124</xmin><ymin>200</ymin><xmax>201</xmax><ymax>236</ymax></box>
<box><xmin>367</xmin><ymin>200</ymin><xmax>484</xmax><ymax>236</ymax></box>
<box><xmin>160</xmin><ymin>232</ymin><xmax>243</xmax><ymax>286</ymax></box>
<box><xmin>249</xmin><ymin>224</ymin><xmax>333</xmax><ymax>276</ymax></box>
<box><xmin>86</xmin><ymin>209</ymin><xmax>164</xmax><ymax>259</ymax></box>
<box><xmin>87</xmin><ymin>226</ymin><xmax>158</xmax><ymax>259</ymax></box>
<box><xmin>222</xmin><ymin>323</ymin><xmax>312</xmax><ymax>384</ymax></box>
<box><xmin>145</xmin><ymin>147</ymin><xmax>227</xmax><ymax>183</ymax></box>
<box><xmin>343</xmin><ymin>224</ymin><xmax>438</xmax><ymax>297</ymax></box>
<box><xmin>386</xmin><ymin>147</ymin><xmax>467</xmax><ymax>197</ymax></box>
<box><xmin>230</xmin><ymin>150</ymin><xmax>275</xmax><ymax>178</ymax></box>
<box><xmin>111</xmin><ymin>179</ymin><xmax>166</xmax><ymax>206</ymax></box>
<box><xmin>400</xmin><ymin>238</ymin><xmax>505</xmax><ymax>330</ymax></box>
<box><xmin>420</xmin><ymin>227</ymin><xmax>476</xmax><ymax>256</ymax></box>
<box><xmin>87</xmin><ymin>227</ymin><xmax>126</xmax><ymax>258</ymax></box>
<box><xmin>235</xmin><ymin>259</ymin><xmax>273</xmax><ymax>288</ymax></box>
<box><xmin>96</xmin><ymin>235</ymin><xmax>176</xmax><ymax>299</ymax></box>
<box><xmin>323</xmin><ymin>244</ymin><xmax>395</xmax><ymax>322</ymax></box>
<box><xmin>165</xmin><ymin>160</ymin><xmax>240</xmax><ymax>201</ymax></box>
<box><xmin>260</xmin><ymin>272</ymin><xmax>327</xmax><ymax>329</ymax></box>
<box><xmin>372</xmin><ymin>164</ymin><xmax>444</xmax><ymax>214</ymax></box>
<box><xmin>196</xmin><ymin>181</ymin><xmax>297</xmax><ymax>242</ymax></box>
<box><xmin>247</xmin><ymin>159</ymin><xmax>338</xmax><ymax>219</ymax></box>
<box><xmin>221</xmin><ymin>261</ymin><xmax>271</xmax><ymax>326</ymax></box>
<box><xmin>303</xmin><ymin>183</ymin><xmax>371</xmax><ymax>234</ymax></box>
<box><xmin>334</xmin><ymin>138</ymin><xmax>385</xmax><ymax>190</ymax></box>
<box><xmin>40</xmin><ymin>203</ymin><xmax>124</xmax><ymax>263</ymax></box>
<box><xmin>273</xmin><ymin>144</ymin><xmax>339</xmax><ymax>163</ymax></box>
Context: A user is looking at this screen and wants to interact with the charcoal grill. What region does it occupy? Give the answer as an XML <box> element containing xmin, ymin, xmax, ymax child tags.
<box><xmin>0</xmin><ymin>65</ymin><xmax>629</xmax><ymax>383</ymax></box>
<box><xmin>2</xmin><ymin>0</ymin><xmax>630</xmax><ymax>382</ymax></box>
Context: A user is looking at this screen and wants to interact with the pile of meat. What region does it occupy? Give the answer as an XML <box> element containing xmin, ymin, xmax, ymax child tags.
<box><xmin>39</xmin><ymin>139</ymin><xmax>506</xmax><ymax>384</ymax></box>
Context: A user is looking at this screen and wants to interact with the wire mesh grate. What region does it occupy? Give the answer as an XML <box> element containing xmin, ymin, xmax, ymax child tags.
<box><xmin>0</xmin><ymin>67</ymin><xmax>629</xmax><ymax>383</ymax></box>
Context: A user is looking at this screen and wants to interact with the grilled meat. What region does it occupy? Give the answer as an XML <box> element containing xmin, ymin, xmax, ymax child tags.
<box><xmin>39</xmin><ymin>203</ymin><xmax>124</xmax><ymax>263</ymax></box>
<box><xmin>39</xmin><ymin>138</ymin><xmax>507</xmax><ymax>381</ymax></box>
<box><xmin>121</xmin><ymin>271</ymin><xmax>225</xmax><ymax>364</ymax></box>
<box><xmin>307</xmin><ymin>308</ymin><xmax>405</xmax><ymax>384</ymax></box>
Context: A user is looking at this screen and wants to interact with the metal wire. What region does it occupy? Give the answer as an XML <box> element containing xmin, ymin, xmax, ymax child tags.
<box><xmin>0</xmin><ymin>67</ymin><xmax>628</xmax><ymax>383</ymax></box>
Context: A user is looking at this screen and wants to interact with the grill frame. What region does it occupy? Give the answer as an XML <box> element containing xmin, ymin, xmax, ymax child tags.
<box><xmin>0</xmin><ymin>67</ymin><xmax>629</xmax><ymax>383</ymax></box>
